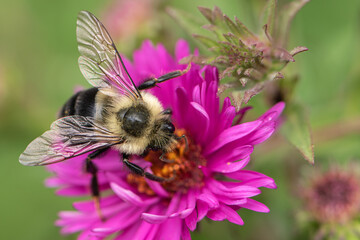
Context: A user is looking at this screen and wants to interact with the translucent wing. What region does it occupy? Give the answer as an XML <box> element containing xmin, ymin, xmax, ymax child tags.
<box><xmin>19</xmin><ymin>116</ymin><xmax>123</xmax><ymax>166</ymax></box>
<box><xmin>77</xmin><ymin>10</ymin><xmax>141</xmax><ymax>99</ymax></box>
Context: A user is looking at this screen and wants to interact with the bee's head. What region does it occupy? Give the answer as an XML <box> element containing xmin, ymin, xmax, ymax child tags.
<box><xmin>147</xmin><ymin>118</ymin><xmax>176</xmax><ymax>151</ymax></box>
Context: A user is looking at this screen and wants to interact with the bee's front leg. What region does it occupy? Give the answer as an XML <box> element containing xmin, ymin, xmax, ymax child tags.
<box><xmin>122</xmin><ymin>153</ymin><xmax>171</xmax><ymax>182</ymax></box>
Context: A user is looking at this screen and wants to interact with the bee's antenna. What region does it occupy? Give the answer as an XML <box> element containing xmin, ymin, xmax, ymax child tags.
<box><xmin>159</xmin><ymin>152</ymin><xmax>175</xmax><ymax>163</ymax></box>
<box><xmin>176</xmin><ymin>134</ymin><xmax>189</xmax><ymax>152</ymax></box>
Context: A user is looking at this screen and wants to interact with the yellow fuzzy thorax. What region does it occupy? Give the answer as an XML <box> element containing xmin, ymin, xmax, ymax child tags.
<box><xmin>94</xmin><ymin>90</ymin><xmax>166</xmax><ymax>155</ymax></box>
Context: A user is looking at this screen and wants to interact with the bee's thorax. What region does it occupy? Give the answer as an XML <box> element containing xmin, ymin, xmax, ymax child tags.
<box><xmin>118</xmin><ymin>104</ymin><xmax>150</xmax><ymax>138</ymax></box>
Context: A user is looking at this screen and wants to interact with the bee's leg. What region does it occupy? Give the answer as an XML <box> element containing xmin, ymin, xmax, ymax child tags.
<box><xmin>137</xmin><ymin>64</ymin><xmax>191</xmax><ymax>90</ymax></box>
<box><xmin>122</xmin><ymin>153</ymin><xmax>174</xmax><ymax>182</ymax></box>
<box><xmin>85</xmin><ymin>147</ymin><xmax>109</xmax><ymax>221</ymax></box>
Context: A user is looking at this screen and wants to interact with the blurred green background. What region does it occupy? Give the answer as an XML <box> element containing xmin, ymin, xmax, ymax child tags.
<box><xmin>1</xmin><ymin>0</ymin><xmax>359</xmax><ymax>239</ymax></box>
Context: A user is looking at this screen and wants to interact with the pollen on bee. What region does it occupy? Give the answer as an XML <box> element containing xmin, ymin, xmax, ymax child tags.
<box><xmin>127</xmin><ymin>129</ymin><xmax>206</xmax><ymax>195</ymax></box>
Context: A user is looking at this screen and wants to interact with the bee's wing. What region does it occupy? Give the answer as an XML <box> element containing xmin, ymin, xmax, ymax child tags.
<box><xmin>19</xmin><ymin>116</ymin><xmax>123</xmax><ymax>166</ymax></box>
<box><xmin>77</xmin><ymin>10</ymin><xmax>141</xmax><ymax>99</ymax></box>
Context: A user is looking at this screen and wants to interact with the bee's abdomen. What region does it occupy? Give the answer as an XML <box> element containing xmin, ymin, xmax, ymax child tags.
<box><xmin>59</xmin><ymin>88</ymin><xmax>98</xmax><ymax>118</ymax></box>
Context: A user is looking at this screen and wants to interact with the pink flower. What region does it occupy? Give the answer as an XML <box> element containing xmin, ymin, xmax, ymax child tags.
<box><xmin>46</xmin><ymin>40</ymin><xmax>285</xmax><ymax>240</ymax></box>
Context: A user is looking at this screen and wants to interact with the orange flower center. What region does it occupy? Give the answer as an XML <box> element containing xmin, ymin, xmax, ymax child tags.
<box><xmin>127</xmin><ymin>129</ymin><xmax>206</xmax><ymax>195</ymax></box>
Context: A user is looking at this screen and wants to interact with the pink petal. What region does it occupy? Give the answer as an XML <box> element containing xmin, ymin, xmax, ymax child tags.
<box><xmin>192</xmin><ymin>84</ymin><xmax>201</xmax><ymax>104</ymax></box>
<box><xmin>245</xmin><ymin>123</ymin><xmax>275</xmax><ymax>145</ymax></box>
<box><xmin>208</xmin><ymin>145</ymin><xmax>253</xmax><ymax>167</ymax></box>
<box><xmin>114</xmin><ymin>220</ymin><xmax>142</xmax><ymax>240</ymax></box>
<box><xmin>220</xmin><ymin>204</ymin><xmax>244</xmax><ymax>225</ymax></box>
<box><xmin>197</xmin><ymin>189</ymin><xmax>219</xmax><ymax>209</ymax></box>
<box><xmin>174</xmin><ymin>87</ymin><xmax>190</xmax><ymax>127</ymax></box>
<box><xmin>156</xmin><ymin>43</ymin><xmax>176</xmax><ymax>71</ymax></box>
<box><xmin>73</xmin><ymin>195</ymin><xmax>120</xmax><ymax>212</ymax></box>
<box><xmin>211</xmin><ymin>156</ymin><xmax>251</xmax><ymax>173</ymax></box>
<box><xmin>168</xmin><ymin>191</ymin><xmax>195</xmax><ymax>218</ymax></box>
<box><xmin>185</xmin><ymin>209</ymin><xmax>198</xmax><ymax>231</ymax></box>
<box><xmin>226</xmin><ymin>170</ymin><xmax>277</xmax><ymax>189</ymax></box>
<box><xmin>204</xmin><ymin>120</ymin><xmax>262</xmax><ymax>155</ymax></box>
<box><xmin>169</xmin><ymin>208</ymin><xmax>193</xmax><ymax>219</ymax></box>
<box><xmin>189</xmin><ymin>102</ymin><xmax>210</xmax><ymax>143</ymax></box>
<box><xmin>259</xmin><ymin>102</ymin><xmax>285</xmax><ymax>122</ymax></box>
<box><xmin>78</xmin><ymin>229</ymin><xmax>100</xmax><ymax>240</ymax></box>
<box><xmin>145</xmin><ymin>169</ymin><xmax>169</xmax><ymax>198</ymax></box>
<box><xmin>110</xmin><ymin>182</ymin><xmax>143</xmax><ymax>206</ymax></box>
<box><xmin>196</xmin><ymin>199</ymin><xmax>209</xmax><ymax>221</ymax></box>
<box><xmin>144</xmin><ymin>222</ymin><xmax>161</xmax><ymax>240</ymax></box>
<box><xmin>141</xmin><ymin>213</ymin><xmax>168</xmax><ymax>224</ymax></box>
<box><xmin>207</xmin><ymin>179</ymin><xmax>261</xmax><ymax>198</ymax></box>
<box><xmin>207</xmin><ymin>208</ymin><xmax>226</xmax><ymax>221</ymax></box>
<box><xmin>204</xmin><ymin>80</ymin><xmax>218</xmax><ymax>121</ymax></box>
<box><xmin>156</xmin><ymin>218</ymin><xmax>182</xmax><ymax>240</ymax></box>
<box><xmin>181</xmin><ymin>222</ymin><xmax>192</xmax><ymax>240</ymax></box>
<box><xmin>165</xmin><ymin>192</ymin><xmax>182</xmax><ymax>214</ymax></box>
<box><xmin>141</xmin><ymin>192</ymin><xmax>182</xmax><ymax>224</ymax></box>
<box><xmin>240</xmin><ymin>199</ymin><xmax>270</xmax><ymax>213</ymax></box>
<box><xmin>216</xmin><ymin>102</ymin><xmax>236</xmax><ymax>134</ymax></box>
<box><xmin>131</xmin><ymin>221</ymin><xmax>155</xmax><ymax>240</ymax></box>
<box><xmin>241</xmin><ymin>177</ymin><xmax>276</xmax><ymax>188</ymax></box>
<box><xmin>56</xmin><ymin>186</ymin><xmax>88</xmax><ymax>196</ymax></box>
<box><xmin>44</xmin><ymin>177</ymin><xmax>65</xmax><ymax>187</ymax></box>
<box><xmin>92</xmin><ymin>205</ymin><xmax>146</xmax><ymax>233</ymax></box>
<box><xmin>217</xmin><ymin>196</ymin><xmax>247</xmax><ymax>206</ymax></box>
<box><xmin>175</xmin><ymin>39</ymin><xmax>190</xmax><ymax>62</ymax></box>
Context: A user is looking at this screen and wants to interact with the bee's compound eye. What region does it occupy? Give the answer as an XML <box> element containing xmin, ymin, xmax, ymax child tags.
<box><xmin>161</xmin><ymin>122</ymin><xmax>175</xmax><ymax>133</ymax></box>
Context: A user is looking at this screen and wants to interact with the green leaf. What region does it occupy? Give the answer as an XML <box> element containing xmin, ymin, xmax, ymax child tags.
<box><xmin>281</xmin><ymin>102</ymin><xmax>314</xmax><ymax>164</ymax></box>
<box><xmin>234</xmin><ymin>16</ymin><xmax>255</xmax><ymax>38</ymax></box>
<box><xmin>222</xmin><ymin>33</ymin><xmax>239</xmax><ymax>46</ymax></box>
<box><xmin>197</xmin><ymin>6</ymin><xmax>213</xmax><ymax>23</ymax></box>
<box><xmin>193</xmin><ymin>34</ymin><xmax>220</xmax><ymax>49</ymax></box>
<box><xmin>212</xmin><ymin>6</ymin><xmax>226</xmax><ymax>29</ymax></box>
<box><xmin>224</xmin><ymin>15</ymin><xmax>242</xmax><ymax>37</ymax></box>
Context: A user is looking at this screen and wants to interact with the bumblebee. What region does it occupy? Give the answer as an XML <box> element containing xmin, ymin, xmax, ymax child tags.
<box><xmin>19</xmin><ymin>11</ymin><xmax>189</xmax><ymax>217</ymax></box>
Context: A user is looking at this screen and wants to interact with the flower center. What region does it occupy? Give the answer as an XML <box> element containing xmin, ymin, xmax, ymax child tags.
<box><xmin>306</xmin><ymin>170</ymin><xmax>360</xmax><ymax>223</ymax></box>
<box><xmin>127</xmin><ymin>129</ymin><xmax>206</xmax><ymax>195</ymax></box>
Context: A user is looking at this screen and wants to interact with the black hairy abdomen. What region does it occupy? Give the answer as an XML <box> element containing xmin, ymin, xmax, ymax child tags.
<box><xmin>59</xmin><ymin>88</ymin><xmax>98</xmax><ymax>118</ymax></box>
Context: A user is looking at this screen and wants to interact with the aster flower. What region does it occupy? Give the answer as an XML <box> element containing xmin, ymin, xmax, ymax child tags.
<box><xmin>303</xmin><ymin>165</ymin><xmax>360</xmax><ymax>224</ymax></box>
<box><xmin>298</xmin><ymin>164</ymin><xmax>360</xmax><ymax>240</ymax></box>
<box><xmin>46</xmin><ymin>40</ymin><xmax>284</xmax><ymax>240</ymax></box>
